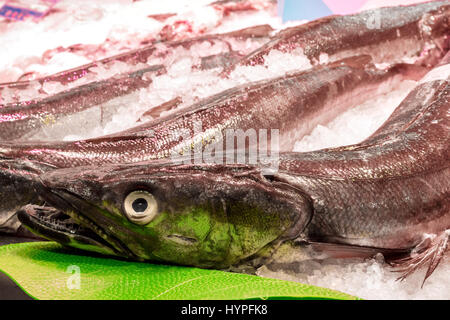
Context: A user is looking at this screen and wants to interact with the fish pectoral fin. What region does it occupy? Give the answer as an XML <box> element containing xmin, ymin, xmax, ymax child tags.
<box><xmin>391</xmin><ymin>230</ymin><xmax>450</xmax><ymax>287</ymax></box>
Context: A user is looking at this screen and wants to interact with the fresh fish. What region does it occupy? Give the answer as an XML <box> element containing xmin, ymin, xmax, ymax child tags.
<box><xmin>0</xmin><ymin>159</ymin><xmax>55</xmax><ymax>235</ymax></box>
<box><xmin>224</xmin><ymin>1</ymin><xmax>450</xmax><ymax>75</ymax></box>
<box><xmin>5</xmin><ymin>1</ymin><xmax>449</xmax><ymax>142</ymax></box>
<box><xmin>0</xmin><ymin>26</ymin><xmax>272</xmax><ymax>142</ymax></box>
<box><xmin>0</xmin><ymin>54</ymin><xmax>438</xmax><ymax>235</ymax></box>
<box><xmin>2</xmin><ymin>1</ymin><xmax>448</xmax><ymax>235</ymax></box>
<box><xmin>4</xmin><ymin>0</ymin><xmax>448</xmax><ymax>141</ymax></box>
<box><xmin>0</xmin><ymin>56</ymin><xmax>424</xmax><ymax>167</ymax></box>
<box><xmin>0</xmin><ymin>24</ymin><xmax>273</xmax><ymax>94</ymax></box>
<box><xmin>270</xmin><ymin>56</ymin><xmax>450</xmax><ymax>284</ymax></box>
<box><xmin>0</xmin><ymin>65</ymin><xmax>163</xmax><ymax>142</ymax></box>
<box><xmin>2</xmin><ymin>0</ymin><xmax>274</xmax><ymax>83</ymax></box>
<box><xmin>19</xmin><ymin>54</ymin><xmax>449</xmax><ymax>283</ymax></box>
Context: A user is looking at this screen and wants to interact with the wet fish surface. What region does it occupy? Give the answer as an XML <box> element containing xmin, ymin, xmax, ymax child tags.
<box><xmin>0</xmin><ymin>24</ymin><xmax>273</xmax><ymax>91</ymax></box>
<box><xmin>0</xmin><ymin>65</ymin><xmax>163</xmax><ymax>141</ymax></box>
<box><xmin>3</xmin><ymin>1</ymin><xmax>448</xmax><ymax>142</ymax></box>
<box><xmin>0</xmin><ymin>46</ymin><xmax>445</xmax><ymax>235</ymax></box>
<box><xmin>0</xmin><ymin>26</ymin><xmax>273</xmax><ymax>142</ymax></box>
<box><xmin>0</xmin><ymin>57</ymin><xmax>431</xmax><ymax>167</ymax></box>
<box><xmin>18</xmin><ymin>54</ymin><xmax>449</xmax><ymax>283</ymax></box>
<box><xmin>224</xmin><ymin>1</ymin><xmax>450</xmax><ymax>74</ymax></box>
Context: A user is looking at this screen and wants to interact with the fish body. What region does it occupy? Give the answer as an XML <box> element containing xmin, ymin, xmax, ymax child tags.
<box><xmin>0</xmin><ymin>0</ymin><xmax>274</xmax><ymax>83</ymax></box>
<box><xmin>269</xmin><ymin>58</ymin><xmax>450</xmax><ymax>281</ymax></box>
<box><xmin>0</xmin><ymin>24</ymin><xmax>273</xmax><ymax>94</ymax></box>
<box><xmin>0</xmin><ymin>55</ymin><xmax>437</xmax><ymax>234</ymax></box>
<box><xmin>1</xmin><ymin>1</ymin><xmax>445</xmax><ymax>268</ymax></box>
<box><xmin>4</xmin><ymin>1</ymin><xmax>448</xmax><ymax>142</ymax></box>
<box><xmin>0</xmin><ymin>57</ymin><xmax>426</xmax><ymax>167</ymax></box>
<box><xmin>224</xmin><ymin>1</ymin><xmax>450</xmax><ymax>74</ymax></box>
<box><xmin>18</xmin><ymin>55</ymin><xmax>449</xmax><ymax>283</ymax></box>
<box><xmin>0</xmin><ymin>160</ymin><xmax>55</xmax><ymax>234</ymax></box>
<box><xmin>0</xmin><ymin>65</ymin><xmax>163</xmax><ymax>141</ymax></box>
<box><xmin>276</xmin><ymin>56</ymin><xmax>449</xmax><ymax>250</ymax></box>
<box><xmin>0</xmin><ymin>26</ymin><xmax>273</xmax><ymax>142</ymax></box>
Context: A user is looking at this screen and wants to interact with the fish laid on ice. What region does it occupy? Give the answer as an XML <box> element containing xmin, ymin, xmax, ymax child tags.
<box><xmin>19</xmin><ymin>53</ymin><xmax>449</xmax><ymax>284</ymax></box>
<box><xmin>3</xmin><ymin>0</ymin><xmax>448</xmax><ymax>142</ymax></box>
<box><xmin>1</xmin><ymin>56</ymin><xmax>425</xmax><ymax>167</ymax></box>
<box><xmin>0</xmin><ymin>0</ymin><xmax>275</xmax><ymax>83</ymax></box>
<box><xmin>0</xmin><ymin>26</ymin><xmax>273</xmax><ymax>142</ymax></box>
<box><xmin>0</xmin><ymin>24</ymin><xmax>273</xmax><ymax>93</ymax></box>
<box><xmin>224</xmin><ymin>1</ymin><xmax>449</xmax><ymax>75</ymax></box>
<box><xmin>0</xmin><ymin>65</ymin><xmax>163</xmax><ymax>142</ymax></box>
<box><xmin>0</xmin><ymin>52</ymin><xmax>442</xmax><ymax>235</ymax></box>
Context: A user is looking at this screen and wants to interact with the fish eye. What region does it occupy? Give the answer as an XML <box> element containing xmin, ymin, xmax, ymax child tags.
<box><xmin>123</xmin><ymin>190</ymin><xmax>158</xmax><ymax>225</ymax></box>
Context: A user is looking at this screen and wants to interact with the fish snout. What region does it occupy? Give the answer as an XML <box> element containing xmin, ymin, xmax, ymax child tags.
<box><xmin>39</xmin><ymin>166</ymin><xmax>104</xmax><ymax>203</ymax></box>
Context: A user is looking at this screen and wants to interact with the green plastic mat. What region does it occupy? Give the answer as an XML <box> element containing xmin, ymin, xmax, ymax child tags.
<box><xmin>0</xmin><ymin>242</ymin><xmax>359</xmax><ymax>300</ymax></box>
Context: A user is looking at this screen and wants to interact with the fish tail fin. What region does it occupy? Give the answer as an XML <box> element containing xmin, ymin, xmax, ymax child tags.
<box><xmin>391</xmin><ymin>230</ymin><xmax>449</xmax><ymax>287</ymax></box>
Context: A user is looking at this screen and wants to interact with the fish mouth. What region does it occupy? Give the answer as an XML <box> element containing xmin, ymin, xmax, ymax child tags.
<box><xmin>17</xmin><ymin>189</ymin><xmax>136</xmax><ymax>259</ymax></box>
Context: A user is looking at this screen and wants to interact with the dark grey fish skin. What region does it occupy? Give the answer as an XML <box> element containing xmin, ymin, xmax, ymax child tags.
<box><xmin>268</xmin><ymin>60</ymin><xmax>449</xmax><ymax>282</ymax></box>
<box><xmin>20</xmin><ymin>161</ymin><xmax>312</xmax><ymax>266</ymax></box>
<box><xmin>0</xmin><ymin>160</ymin><xmax>55</xmax><ymax>235</ymax></box>
<box><xmin>21</xmin><ymin>55</ymin><xmax>449</xmax><ymax>282</ymax></box>
<box><xmin>224</xmin><ymin>1</ymin><xmax>450</xmax><ymax>74</ymax></box>
<box><xmin>4</xmin><ymin>1</ymin><xmax>448</xmax><ymax>142</ymax></box>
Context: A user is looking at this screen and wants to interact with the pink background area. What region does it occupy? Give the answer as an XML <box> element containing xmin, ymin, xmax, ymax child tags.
<box><xmin>323</xmin><ymin>0</ymin><xmax>429</xmax><ymax>14</ymax></box>
<box><xmin>323</xmin><ymin>0</ymin><xmax>367</xmax><ymax>14</ymax></box>
<box><xmin>360</xmin><ymin>0</ymin><xmax>429</xmax><ymax>10</ymax></box>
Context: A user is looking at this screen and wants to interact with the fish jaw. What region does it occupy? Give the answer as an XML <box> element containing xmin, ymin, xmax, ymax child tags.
<box><xmin>17</xmin><ymin>204</ymin><xmax>121</xmax><ymax>257</ymax></box>
<box><xmin>28</xmin><ymin>162</ymin><xmax>313</xmax><ymax>269</ymax></box>
<box><xmin>0</xmin><ymin>159</ymin><xmax>57</xmax><ymax>235</ymax></box>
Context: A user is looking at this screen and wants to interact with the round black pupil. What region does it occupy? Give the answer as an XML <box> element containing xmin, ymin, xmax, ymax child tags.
<box><xmin>132</xmin><ymin>198</ymin><xmax>148</xmax><ymax>213</ymax></box>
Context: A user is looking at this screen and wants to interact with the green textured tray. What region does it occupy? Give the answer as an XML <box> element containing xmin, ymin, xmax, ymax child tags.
<box><xmin>0</xmin><ymin>242</ymin><xmax>359</xmax><ymax>300</ymax></box>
